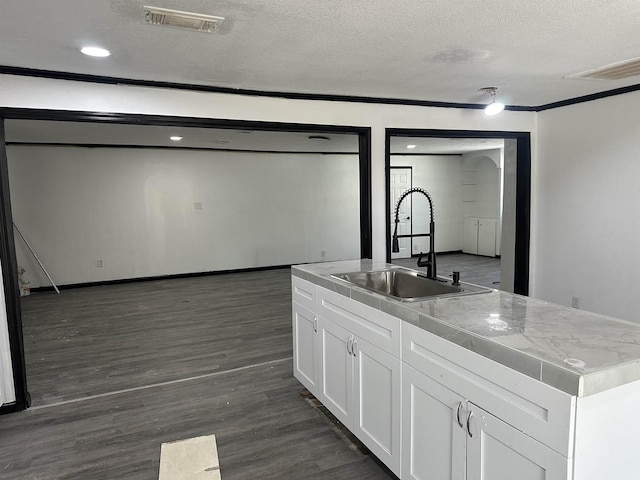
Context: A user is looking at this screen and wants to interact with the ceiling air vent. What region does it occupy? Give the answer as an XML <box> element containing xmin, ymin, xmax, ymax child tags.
<box><xmin>143</xmin><ymin>6</ymin><xmax>224</xmax><ymax>33</ymax></box>
<box><xmin>566</xmin><ymin>56</ymin><xmax>640</xmax><ymax>81</ymax></box>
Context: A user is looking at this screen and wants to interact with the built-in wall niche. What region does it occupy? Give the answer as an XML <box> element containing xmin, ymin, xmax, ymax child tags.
<box><xmin>461</xmin><ymin>149</ymin><xmax>502</xmax><ymax>257</ymax></box>
<box><xmin>387</xmin><ymin>135</ymin><xmax>519</xmax><ymax>293</ymax></box>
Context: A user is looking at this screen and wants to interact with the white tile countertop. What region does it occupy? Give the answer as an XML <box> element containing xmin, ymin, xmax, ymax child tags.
<box><xmin>292</xmin><ymin>259</ymin><xmax>640</xmax><ymax>397</ymax></box>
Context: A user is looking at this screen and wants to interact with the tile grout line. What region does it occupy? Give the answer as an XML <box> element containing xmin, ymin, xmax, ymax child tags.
<box><xmin>28</xmin><ymin>356</ymin><xmax>293</xmax><ymax>411</ymax></box>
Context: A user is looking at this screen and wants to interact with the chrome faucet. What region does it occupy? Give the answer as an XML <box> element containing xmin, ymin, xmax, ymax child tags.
<box><xmin>391</xmin><ymin>187</ymin><xmax>437</xmax><ymax>279</ymax></box>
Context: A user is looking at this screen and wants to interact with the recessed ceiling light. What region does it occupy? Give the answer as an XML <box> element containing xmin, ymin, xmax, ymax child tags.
<box><xmin>80</xmin><ymin>46</ymin><xmax>111</xmax><ymax>57</ymax></box>
<box><xmin>170</xmin><ymin>136</ymin><xmax>183</xmax><ymax>141</ymax></box>
<box><xmin>407</xmin><ymin>144</ymin><xmax>417</xmax><ymax>149</ymax></box>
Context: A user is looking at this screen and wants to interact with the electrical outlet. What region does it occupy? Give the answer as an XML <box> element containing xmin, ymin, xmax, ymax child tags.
<box><xmin>193</xmin><ymin>201</ymin><xmax>203</xmax><ymax>211</ymax></box>
<box><xmin>321</xmin><ymin>250</ymin><xmax>326</xmax><ymax>258</ymax></box>
<box><xmin>413</xmin><ymin>245</ymin><xmax>418</xmax><ymax>251</ymax></box>
<box><xmin>571</xmin><ymin>296</ymin><xmax>580</xmax><ymax>309</ymax></box>
<box><xmin>97</xmin><ymin>259</ymin><xmax>104</xmax><ymax>268</ymax></box>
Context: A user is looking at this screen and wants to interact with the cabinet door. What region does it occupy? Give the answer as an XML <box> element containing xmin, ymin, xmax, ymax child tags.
<box><xmin>402</xmin><ymin>365</ymin><xmax>466</xmax><ymax>480</ymax></box>
<box><xmin>466</xmin><ymin>403</ymin><xmax>569</xmax><ymax>480</ymax></box>
<box><xmin>477</xmin><ymin>220</ymin><xmax>496</xmax><ymax>257</ymax></box>
<box><xmin>353</xmin><ymin>337</ymin><xmax>401</xmax><ymax>477</ymax></box>
<box><xmin>292</xmin><ymin>302</ymin><xmax>319</xmax><ymax>394</ymax></box>
<box><xmin>463</xmin><ymin>219</ymin><xmax>479</xmax><ymax>254</ymax></box>
<box><xmin>318</xmin><ymin>316</ymin><xmax>353</xmax><ymax>428</ymax></box>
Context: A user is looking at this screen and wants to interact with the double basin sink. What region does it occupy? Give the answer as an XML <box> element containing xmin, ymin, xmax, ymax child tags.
<box><xmin>332</xmin><ymin>267</ymin><xmax>491</xmax><ymax>302</ymax></box>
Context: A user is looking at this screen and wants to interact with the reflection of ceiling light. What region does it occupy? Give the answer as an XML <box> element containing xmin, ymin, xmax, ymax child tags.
<box><xmin>407</xmin><ymin>144</ymin><xmax>417</xmax><ymax>149</ymax></box>
<box><xmin>308</xmin><ymin>135</ymin><xmax>331</xmax><ymax>141</ymax></box>
<box><xmin>479</xmin><ymin>87</ymin><xmax>505</xmax><ymax>116</ymax></box>
<box><xmin>170</xmin><ymin>136</ymin><xmax>183</xmax><ymax>141</ymax></box>
<box><xmin>80</xmin><ymin>46</ymin><xmax>111</xmax><ymax>57</ymax></box>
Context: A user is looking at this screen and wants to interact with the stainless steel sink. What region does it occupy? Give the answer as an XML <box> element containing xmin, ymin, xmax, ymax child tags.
<box><xmin>332</xmin><ymin>268</ymin><xmax>491</xmax><ymax>301</ymax></box>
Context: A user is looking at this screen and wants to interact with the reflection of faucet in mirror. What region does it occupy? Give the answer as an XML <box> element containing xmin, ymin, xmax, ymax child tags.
<box><xmin>392</xmin><ymin>187</ymin><xmax>437</xmax><ymax>280</ymax></box>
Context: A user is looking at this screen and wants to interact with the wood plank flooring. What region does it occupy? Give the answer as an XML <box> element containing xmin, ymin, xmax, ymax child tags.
<box><xmin>20</xmin><ymin>269</ymin><xmax>294</xmax><ymax>406</ymax></box>
<box><xmin>1</xmin><ymin>268</ymin><xmax>398</xmax><ymax>479</ymax></box>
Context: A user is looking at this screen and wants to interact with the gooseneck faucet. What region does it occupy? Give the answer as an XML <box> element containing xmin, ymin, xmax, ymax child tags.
<box><xmin>392</xmin><ymin>187</ymin><xmax>437</xmax><ymax>279</ymax></box>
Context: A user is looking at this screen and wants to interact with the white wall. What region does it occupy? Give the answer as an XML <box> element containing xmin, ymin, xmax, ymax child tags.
<box><xmin>390</xmin><ymin>155</ymin><xmax>463</xmax><ymax>252</ymax></box>
<box><xmin>534</xmin><ymin>90</ymin><xmax>640</xmax><ymax>322</ymax></box>
<box><xmin>0</xmin><ymin>74</ymin><xmax>537</xmax><ymax>264</ymax></box>
<box><xmin>7</xmin><ymin>146</ymin><xmax>360</xmax><ymax>287</ymax></box>
<box><xmin>0</xmin><ymin>74</ymin><xmax>537</xmax><ymax>402</ymax></box>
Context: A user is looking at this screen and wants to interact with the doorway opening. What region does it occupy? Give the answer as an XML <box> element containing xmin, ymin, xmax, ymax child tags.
<box><xmin>0</xmin><ymin>112</ymin><xmax>372</xmax><ymax>412</ymax></box>
<box><xmin>386</xmin><ymin>129</ymin><xmax>531</xmax><ymax>295</ymax></box>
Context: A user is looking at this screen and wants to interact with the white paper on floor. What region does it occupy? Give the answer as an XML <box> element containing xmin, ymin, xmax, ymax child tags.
<box><xmin>158</xmin><ymin>434</ymin><xmax>221</xmax><ymax>480</ymax></box>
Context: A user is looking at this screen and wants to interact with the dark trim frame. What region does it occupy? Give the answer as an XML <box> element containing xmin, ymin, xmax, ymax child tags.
<box><xmin>6</xmin><ymin>142</ymin><xmax>359</xmax><ymax>156</ymax></box>
<box><xmin>0</xmin><ymin>108</ymin><xmax>373</xmax><ymax>412</ymax></box>
<box><xmin>3</xmin><ymin>65</ymin><xmax>640</xmax><ymax>112</ymax></box>
<box><xmin>385</xmin><ymin>129</ymin><xmax>531</xmax><ymax>296</ymax></box>
<box><xmin>0</xmin><ymin>119</ymin><xmax>29</xmax><ymax>411</ymax></box>
<box><xmin>0</xmin><ymin>66</ymin><xmax>533</xmax><ymax>112</ymax></box>
<box><xmin>31</xmin><ymin>263</ymin><xmax>294</xmax><ymax>292</ymax></box>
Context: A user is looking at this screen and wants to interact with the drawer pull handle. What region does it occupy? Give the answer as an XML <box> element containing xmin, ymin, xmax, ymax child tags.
<box><xmin>352</xmin><ymin>339</ymin><xmax>357</xmax><ymax>357</ymax></box>
<box><xmin>466</xmin><ymin>411</ymin><xmax>474</xmax><ymax>438</ymax></box>
<box><xmin>456</xmin><ymin>402</ymin><xmax>464</xmax><ymax>428</ymax></box>
<box><xmin>347</xmin><ymin>337</ymin><xmax>353</xmax><ymax>355</ymax></box>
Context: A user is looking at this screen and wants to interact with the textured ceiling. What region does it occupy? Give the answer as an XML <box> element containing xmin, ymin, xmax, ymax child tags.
<box><xmin>2</xmin><ymin>1</ymin><xmax>640</xmax><ymax>107</ymax></box>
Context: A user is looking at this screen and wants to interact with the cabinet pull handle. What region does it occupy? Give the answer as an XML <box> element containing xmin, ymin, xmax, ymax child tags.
<box><xmin>347</xmin><ymin>336</ymin><xmax>353</xmax><ymax>355</ymax></box>
<box><xmin>466</xmin><ymin>411</ymin><xmax>474</xmax><ymax>438</ymax></box>
<box><xmin>456</xmin><ymin>402</ymin><xmax>464</xmax><ymax>428</ymax></box>
<box><xmin>352</xmin><ymin>339</ymin><xmax>357</xmax><ymax>356</ymax></box>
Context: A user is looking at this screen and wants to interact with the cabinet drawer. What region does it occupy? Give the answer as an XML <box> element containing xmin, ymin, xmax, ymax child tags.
<box><xmin>402</xmin><ymin>322</ymin><xmax>576</xmax><ymax>457</ymax></box>
<box><xmin>318</xmin><ymin>286</ymin><xmax>401</xmax><ymax>357</ymax></box>
<box><xmin>291</xmin><ymin>276</ymin><xmax>317</xmax><ymax>311</ymax></box>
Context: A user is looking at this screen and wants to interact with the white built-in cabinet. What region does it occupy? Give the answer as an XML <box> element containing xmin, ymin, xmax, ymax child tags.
<box><xmin>462</xmin><ymin>218</ymin><xmax>497</xmax><ymax>257</ymax></box>
<box><xmin>292</xmin><ymin>276</ymin><xmax>402</xmax><ymax>476</ymax></box>
<box><xmin>403</xmin><ymin>363</ymin><xmax>569</xmax><ymax>480</ymax></box>
<box><xmin>292</xmin><ymin>277</ymin><xmax>320</xmax><ymax>391</ymax></box>
<box><xmin>292</xmin><ymin>275</ymin><xmax>585</xmax><ymax>480</ymax></box>
<box><xmin>293</xmin><ymin>272</ymin><xmax>640</xmax><ymax>479</ymax></box>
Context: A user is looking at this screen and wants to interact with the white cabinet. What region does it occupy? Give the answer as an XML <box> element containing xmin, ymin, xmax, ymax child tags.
<box><xmin>317</xmin><ymin>316</ymin><xmax>352</xmax><ymax>425</ymax></box>
<box><xmin>314</xmin><ymin>286</ymin><xmax>402</xmax><ymax>476</ymax></box>
<box><xmin>317</xmin><ymin>317</ymin><xmax>402</xmax><ymax>476</ymax></box>
<box><xmin>463</xmin><ymin>218</ymin><xmax>497</xmax><ymax>257</ymax></box>
<box><xmin>292</xmin><ymin>302</ymin><xmax>320</xmax><ymax>393</ymax></box>
<box><xmin>403</xmin><ymin>363</ymin><xmax>569</xmax><ymax>480</ymax></box>
<box><xmin>292</xmin><ymin>277</ymin><xmax>319</xmax><ymax>394</ymax></box>
<box><xmin>466</xmin><ymin>403</ymin><xmax>569</xmax><ymax>480</ymax></box>
<box><xmin>402</xmin><ymin>364</ymin><xmax>466</xmax><ymax>480</ymax></box>
<box><xmin>402</xmin><ymin>321</ymin><xmax>572</xmax><ymax>480</ymax></box>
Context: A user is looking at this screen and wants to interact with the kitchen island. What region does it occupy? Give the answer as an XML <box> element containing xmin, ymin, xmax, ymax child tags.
<box><xmin>291</xmin><ymin>259</ymin><xmax>640</xmax><ymax>480</ymax></box>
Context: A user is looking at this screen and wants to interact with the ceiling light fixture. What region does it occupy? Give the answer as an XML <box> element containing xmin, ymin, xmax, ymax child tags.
<box><xmin>479</xmin><ymin>87</ymin><xmax>505</xmax><ymax>116</ymax></box>
<box><xmin>80</xmin><ymin>46</ymin><xmax>111</xmax><ymax>57</ymax></box>
<box><xmin>170</xmin><ymin>136</ymin><xmax>183</xmax><ymax>141</ymax></box>
<box><xmin>407</xmin><ymin>144</ymin><xmax>417</xmax><ymax>149</ymax></box>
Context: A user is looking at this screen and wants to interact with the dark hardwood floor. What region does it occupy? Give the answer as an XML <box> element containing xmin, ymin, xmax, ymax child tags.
<box><xmin>2</xmin><ymin>257</ymin><xmax>498</xmax><ymax>479</ymax></box>
<box><xmin>1</xmin><ymin>268</ymin><xmax>398</xmax><ymax>479</ymax></box>
<box><xmin>21</xmin><ymin>269</ymin><xmax>294</xmax><ymax>406</ymax></box>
